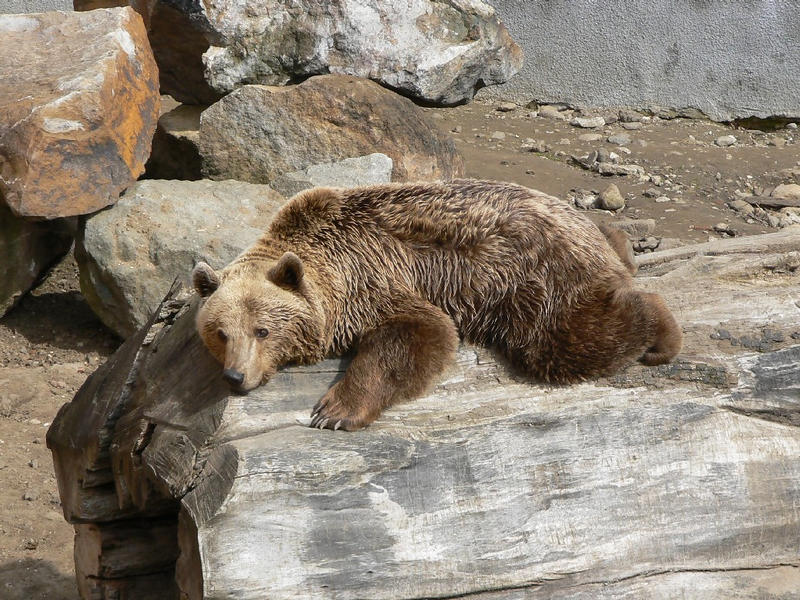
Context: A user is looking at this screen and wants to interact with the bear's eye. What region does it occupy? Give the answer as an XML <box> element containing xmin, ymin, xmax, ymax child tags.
<box><xmin>217</xmin><ymin>329</ymin><xmax>228</xmax><ymax>342</ymax></box>
<box><xmin>255</xmin><ymin>327</ymin><xmax>269</xmax><ymax>339</ymax></box>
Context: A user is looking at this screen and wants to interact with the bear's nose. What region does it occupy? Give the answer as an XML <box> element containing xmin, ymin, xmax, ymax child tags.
<box><xmin>222</xmin><ymin>368</ymin><xmax>245</xmax><ymax>387</ymax></box>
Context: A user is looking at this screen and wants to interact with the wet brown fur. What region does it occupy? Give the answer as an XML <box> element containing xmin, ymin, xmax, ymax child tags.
<box><xmin>193</xmin><ymin>179</ymin><xmax>681</xmax><ymax>430</ymax></box>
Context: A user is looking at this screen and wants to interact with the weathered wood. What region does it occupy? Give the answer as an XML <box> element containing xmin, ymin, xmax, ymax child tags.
<box><xmin>744</xmin><ymin>195</ymin><xmax>800</xmax><ymax>210</ymax></box>
<box><xmin>50</xmin><ymin>231</ymin><xmax>800</xmax><ymax>599</ymax></box>
<box><xmin>74</xmin><ymin>518</ymin><xmax>178</xmax><ymax>579</ymax></box>
<box><xmin>75</xmin><ymin>566</ymin><xmax>178</xmax><ymax>600</ymax></box>
<box><xmin>47</xmin><ymin>286</ymin><xmax>185</xmax><ymax>522</ymax></box>
<box><xmin>47</xmin><ymin>287</ymin><xmax>186</xmax><ymax>598</ymax></box>
<box><xmin>635</xmin><ymin>226</ymin><xmax>800</xmax><ymax>269</ymax></box>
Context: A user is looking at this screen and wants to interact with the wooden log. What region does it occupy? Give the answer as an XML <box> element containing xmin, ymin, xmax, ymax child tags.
<box><xmin>75</xmin><ymin>567</ymin><xmax>178</xmax><ymax>600</ymax></box>
<box><xmin>744</xmin><ymin>195</ymin><xmax>800</xmax><ymax>210</ymax></box>
<box><xmin>74</xmin><ymin>518</ymin><xmax>178</xmax><ymax>579</ymax></box>
<box><xmin>49</xmin><ymin>231</ymin><xmax>800</xmax><ymax>599</ymax></box>
<box><xmin>47</xmin><ymin>286</ymin><xmax>185</xmax><ymax>522</ymax></box>
<box><xmin>635</xmin><ymin>226</ymin><xmax>800</xmax><ymax>269</ymax></box>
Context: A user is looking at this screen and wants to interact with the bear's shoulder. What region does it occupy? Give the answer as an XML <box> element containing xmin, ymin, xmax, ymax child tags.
<box><xmin>269</xmin><ymin>187</ymin><xmax>345</xmax><ymax>237</ymax></box>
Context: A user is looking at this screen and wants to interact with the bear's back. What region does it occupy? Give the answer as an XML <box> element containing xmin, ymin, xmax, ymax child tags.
<box><xmin>272</xmin><ymin>180</ymin><xmax>605</xmax><ymax>258</ymax></box>
<box><xmin>265</xmin><ymin>181</ymin><xmax>628</xmax><ymax>337</ymax></box>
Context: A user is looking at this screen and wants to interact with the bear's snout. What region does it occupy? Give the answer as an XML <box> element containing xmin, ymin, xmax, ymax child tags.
<box><xmin>222</xmin><ymin>368</ymin><xmax>245</xmax><ymax>389</ymax></box>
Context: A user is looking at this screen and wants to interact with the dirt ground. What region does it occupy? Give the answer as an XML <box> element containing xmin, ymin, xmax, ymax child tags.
<box><xmin>0</xmin><ymin>99</ymin><xmax>797</xmax><ymax>598</ymax></box>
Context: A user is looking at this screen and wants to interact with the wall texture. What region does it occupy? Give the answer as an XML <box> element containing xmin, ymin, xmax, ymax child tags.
<box><xmin>0</xmin><ymin>0</ymin><xmax>71</xmax><ymax>12</ymax></box>
<box><xmin>482</xmin><ymin>0</ymin><xmax>800</xmax><ymax>121</ymax></box>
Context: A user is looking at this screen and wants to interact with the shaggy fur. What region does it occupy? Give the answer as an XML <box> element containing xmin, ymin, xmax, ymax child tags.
<box><xmin>193</xmin><ymin>179</ymin><xmax>681</xmax><ymax>430</ymax></box>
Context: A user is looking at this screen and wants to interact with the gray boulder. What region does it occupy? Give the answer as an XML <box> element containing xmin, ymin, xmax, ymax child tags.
<box><xmin>76</xmin><ymin>179</ymin><xmax>285</xmax><ymax>338</ymax></box>
<box><xmin>0</xmin><ymin>205</ymin><xmax>73</xmax><ymax>317</ymax></box>
<box><xmin>199</xmin><ymin>75</ymin><xmax>463</xmax><ymax>185</ymax></box>
<box><xmin>129</xmin><ymin>0</ymin><xmax>522</xmax><ymax>106</ymax></box>
<box><xmin>271</xmin><ymin>154</ymin><xmax>393</xmax><ymax>198</ymax></box>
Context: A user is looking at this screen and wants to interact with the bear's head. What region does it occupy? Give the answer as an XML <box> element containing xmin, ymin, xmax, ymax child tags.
<box><xmin>192</xmin><ymin>252</ymin><xmax>325</xmax><ymax>392</ymax></box>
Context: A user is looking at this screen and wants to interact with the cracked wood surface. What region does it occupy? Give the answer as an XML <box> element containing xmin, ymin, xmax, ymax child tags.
<box><xmin>48</xmin><ymin>230</ymin><xmax>800</xmax><ymax>599</ymax></box>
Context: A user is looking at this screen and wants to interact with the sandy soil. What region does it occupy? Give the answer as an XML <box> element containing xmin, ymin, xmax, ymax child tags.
<box><xmin>0</xmin><ymin>256</ymin><xmax>118</xmax><ymax>599</ymax></box>
<box><xmin>0</xmin><ymin>99</ymin><xmax>797</xmax><ymax>598</ymax></box>
<box><xmin>427</xmin><ymin>102</ymin><xmax>798</xmax><ymax>243</ymax></box>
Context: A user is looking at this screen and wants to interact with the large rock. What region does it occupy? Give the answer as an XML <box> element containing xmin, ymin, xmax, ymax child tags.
<box><xmin>76</xmin><ymin>179</ymin><xmax>286</xmax><ymax>338</ymax></box>
<box><xmin>0</xmin><ymin>204</ymin><xmax>73</xmax><ymax>316</ymax></box>
<box><xmin>199</xmin><ymin>75</ymin><xmax>464</xmax><ymax>184</ymax></box>
<box><xmin>125</xmin><ymin>0</ymin><xmax>522</xmax><ymax>106</ymax></box>
<box><xmin>271</xmin><ymin>153</ymin><xmax>393</xmax><ymax>198</ymax></box>
<box><xmin>0</xmin><ymin>8</ymin><xmax>159</xmax><ymax>219</ymax></box>
<box><xmin>49</xmin><ymin>229</ymin><xmax>800</xmax><ymax>599</ymax></box>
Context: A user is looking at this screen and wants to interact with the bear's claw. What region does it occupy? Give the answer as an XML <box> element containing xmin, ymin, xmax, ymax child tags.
<box><xmin>308</xmin><ymin>384</ymin><xmax>374</xmax><ymax>431</ymax></box>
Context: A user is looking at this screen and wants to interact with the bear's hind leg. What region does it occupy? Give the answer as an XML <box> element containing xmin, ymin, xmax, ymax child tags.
<box><xmin>599</xmin><ymin>224</ymin><xmax>638</xmax><ymax>275</ymax></box>
<box><xmin>310</xmin><ymin>302</ymin><xmax>458</xmax><ymax>431</ymax></box>
<box><xmin>636</xmin><ymin>291</ymin><xmax>683</xmax><ymax>365</ymax></box>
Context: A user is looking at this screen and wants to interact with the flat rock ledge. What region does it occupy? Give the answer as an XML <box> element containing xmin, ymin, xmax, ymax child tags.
<box><xmin>49</xmin><ymin>229</ymin><xmax>800</xmax><ymax>599</ymax></box>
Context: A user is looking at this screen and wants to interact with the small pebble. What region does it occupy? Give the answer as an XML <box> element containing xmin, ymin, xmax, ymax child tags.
<box><xmin>713</xmin><ymin>222</ymin><xmax>736</xmax><ymax>236</ymax></box>
<box><xmin>538</xmin><ymin>105</ymin><xmax>566</xmax><ymax>120</ymax></box>
<box><xmin>520</xmin><ymin>139</ymin><xmax>550</xmax><ymax>153</ymax></box>
<box><xmin>618</xmin><ymin>109</ymin><xmax>643</xmax><ymax>123</ymax></box>
<box><xmin>573</xmin><ymin>193</ymin><xmax>598</xmax><ymax>210</ymax></box>
<box><xmin>598</xmin><ymin>184</ymin><xmax>626</xmax><ymax>211</ymax></box>
<box><xmin>496</xmin><ymin>102</ymin><xmax>517</xmax><ymax>112</ymax></box>
<box><xmin>571</xmin><ymin>116</ymin><xmax>606</xmax><ymax>129</ymax></box>
<box><xmin>607</xmin><ymin>133</ymin><xmax>632</xmax><ymax>146</ymax></box>
<box><xmin>715</xmin><ymin>135</ymin><xmax>737</xmax><ymax>147</ymax></box>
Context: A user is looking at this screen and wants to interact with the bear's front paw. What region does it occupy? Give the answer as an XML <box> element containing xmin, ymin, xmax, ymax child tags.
<box><xmin>309</xmin><ymin>383</ymin><xmax>379</xmax><ymax>431</ymax></box>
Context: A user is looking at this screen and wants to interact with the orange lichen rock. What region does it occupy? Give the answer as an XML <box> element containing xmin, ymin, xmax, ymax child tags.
<box><xmin>0</xmin><ymin>8</ymin><xmax>159</xmax><ymax>218</ymax></box>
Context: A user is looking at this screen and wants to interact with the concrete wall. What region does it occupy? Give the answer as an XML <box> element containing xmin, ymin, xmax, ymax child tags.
<box><xmin>481</xmin><ymin>0</ymin><xmax>800</xmax><ymax>121</ymax></box>
<box><xmin>0</xmin><ymin>0</ymin><xmax>72</xmax><ymax>12</ymax></box>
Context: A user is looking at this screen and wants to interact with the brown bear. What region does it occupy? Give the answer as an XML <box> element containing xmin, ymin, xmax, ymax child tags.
<box><xmin>192</xmin><ymin>179</ymin><xmax>681</xmax><ymax>431</ymax></box>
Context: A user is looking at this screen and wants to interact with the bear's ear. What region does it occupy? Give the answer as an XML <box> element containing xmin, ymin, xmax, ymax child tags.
<box><xmin>192</xmin><ymin>262</ymin><xmax>220</xmax><ymax>297</ymax></box>
<box><xmin>268</xmin><ymin>252</ymin><xmax>305</xmax><ymax>289</ymax></box>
